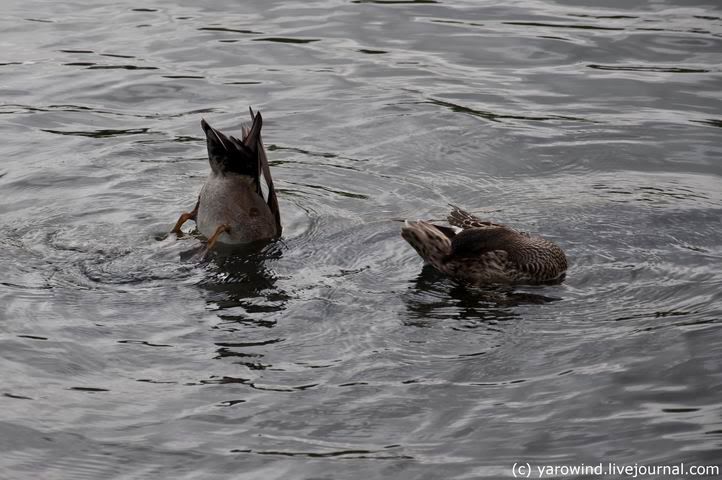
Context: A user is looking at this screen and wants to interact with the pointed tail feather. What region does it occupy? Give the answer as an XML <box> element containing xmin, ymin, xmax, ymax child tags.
<box><xmin>241</xmin><ymin>109</ymin><xmax>282</xmax><ymax>235</ymax></box>
<box><xmin>401</xmin><ymin>220</ymin><xmax>453</xmax><ymax>269</ymax></box>
<box><xmin>448</xmin><ymin>205</ymin><xmax>497</xmax><ymax>229</ymax></box>
<box><xmin>201</xmin><ymin>118</ymin><xmax>256</xmax><ymax>177</ymax></box>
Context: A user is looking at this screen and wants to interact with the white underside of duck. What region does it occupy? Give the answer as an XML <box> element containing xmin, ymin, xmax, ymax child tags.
<box><xmin>197</xmin><ymin>173</ymin><xmax>278</xmax><ymax>245</ymax></box>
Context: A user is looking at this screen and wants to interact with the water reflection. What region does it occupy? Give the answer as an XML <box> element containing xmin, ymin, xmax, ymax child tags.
<box><xmin>190</xmin><ymin>240</ymin><xmax>289</xmax><ymax>375</ymax></box>
<box><xmin>196</xmin><ymin>240</ymin><xmax>288</xmax><ymax>312</ymax></box>
<box><xmin>402</xmin><ymin>265</ymin><xmax>560</xmax><ymax>326</ymax></box>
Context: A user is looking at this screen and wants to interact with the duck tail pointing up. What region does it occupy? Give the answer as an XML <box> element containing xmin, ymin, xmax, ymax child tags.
<box><xmin>401</xmin><ymin>220</ymin><xmax>453</xmax><ymax>269</ymax></box>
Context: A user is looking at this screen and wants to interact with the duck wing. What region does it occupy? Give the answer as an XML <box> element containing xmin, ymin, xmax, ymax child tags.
<box><xmin>451</xmin><ymin>226</ymin><xmax>567</xmax><ymax>281</ymax></box>
<box><xmin>240</xmin><ymin>108</ymin><xmax>282</xmax><ymax>235</ymax></box>
<box><xmin>449</xmin><ymin>226</ymin><xmax>515</xmax><ymax>258</ymax></box>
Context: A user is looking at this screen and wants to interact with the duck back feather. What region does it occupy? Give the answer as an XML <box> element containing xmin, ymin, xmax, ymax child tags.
<box><xmin>402</xmin><ymin>206</ymin><xmax>567</xmax><ymax>285</ymax></box>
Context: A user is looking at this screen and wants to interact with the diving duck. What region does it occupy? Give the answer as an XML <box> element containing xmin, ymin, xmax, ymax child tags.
<box><xmin>401</xmin><ymin>206</ymin><xmax>567</xmax><ymax>285</ymax></box>
<box><xmin>172</xmin><ymin>108</ymin><xmax>282</xmax><ymax>249</ymax></box>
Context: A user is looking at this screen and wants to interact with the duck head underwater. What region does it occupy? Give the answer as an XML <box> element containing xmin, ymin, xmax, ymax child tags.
<box><xmin>171</xmin><ymin>108</ymin><xmax>281</xmax><ymax>251</ymax></box>
<box><xmin>401</xmin><ymin>206</ymin><xmax>567</xmax><ymax>286</ymax></box>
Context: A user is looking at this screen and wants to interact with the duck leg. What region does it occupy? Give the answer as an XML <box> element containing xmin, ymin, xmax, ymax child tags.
<box><xmin>203</xmin><ymin>223</ymin><xmax>231</xmax><ymax>255</ymax></box>
<box><xmin>171</xmin><ymin>199</ymin><xmax>199</xmax><ymax>236</ymax></box>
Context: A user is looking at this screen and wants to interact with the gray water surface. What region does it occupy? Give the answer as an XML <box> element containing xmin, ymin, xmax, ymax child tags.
<box><xmin>2</xmin><ymin>0</ymin><xmax>721</xmax><ymax>478</ymax></box>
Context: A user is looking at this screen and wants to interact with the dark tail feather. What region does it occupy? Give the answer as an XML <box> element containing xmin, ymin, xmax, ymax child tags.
<box><xmin>201</xmin><ymin>118</ymin><xmax>256</xmax><ymax>176</ymax></box>
<box><xmin>258</xmin><ymin>130</ymin><xmax>281</xmax><ymax>235</ymax></box>
<box><xmin>242</xmin><ymin>108</ymin><xmax>282</xmax><ymax>235</ymax></box>
<box><xmin>243</xmin><ymin>110</ymin><xmax>263</xmax><ymax>149</ymax></box>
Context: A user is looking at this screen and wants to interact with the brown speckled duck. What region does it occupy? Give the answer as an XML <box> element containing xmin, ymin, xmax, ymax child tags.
<box><xmin>172</xmin><ymin>108</ymin><xmax>281</xmax><ymax>250</ymax></box>
<box><xmin>401</xmin><ymin>206</ymin><xmax>567</xmax><ymax>285</ymax></box>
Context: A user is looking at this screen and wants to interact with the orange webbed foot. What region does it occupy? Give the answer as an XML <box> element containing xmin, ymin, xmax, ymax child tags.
<box><xmin>171</xmin><ymin>200</ymin><xmax>199</xmax><ymax>236</ymax></box>
<box><xmin>202</xmin><ymin>224</ymin><xmax>231</xmax><ymax>257</ymax></box>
